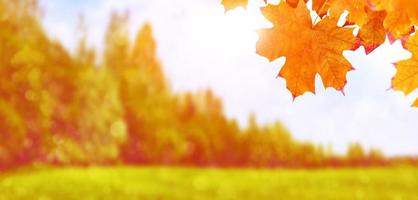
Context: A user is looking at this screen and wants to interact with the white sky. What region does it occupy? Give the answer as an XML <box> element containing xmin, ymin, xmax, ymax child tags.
<box><xmin>39</xmin><ymin>0</ymin><xmax>418</xmax><ymax>156</ymax></box>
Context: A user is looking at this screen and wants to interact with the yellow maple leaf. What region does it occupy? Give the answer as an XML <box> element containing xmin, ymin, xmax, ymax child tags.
<box><xmin>221</xmin><ymin>0</ymin><xmax>248</xmax><ymax>12</ymax></box>
<box><xmin>393</xmin><ymin>34</ymin><xmax>418</xmax><ymax>96</ymax></box>
<box><xmin>257</xmin><ymin>1</ymin><xmax>358</xmax><ymax>97</ymax></box>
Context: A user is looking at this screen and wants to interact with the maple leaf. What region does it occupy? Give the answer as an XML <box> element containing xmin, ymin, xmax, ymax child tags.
<box><xmin>310</xmin><ymin>0</ymin><xmax>370</xmax><ymax>23</ymax></box>
<box><xmin>311</xmin><ymin>0</ymin><xmax>386</xmax><ymax>53</ymax></box>
<box><xmin>326</xmin><ymin>1</ymin><xmax>386</xmax><ymax>54</ymax></box>
<box><xmin>413</xmin><ymin>98</ymin><xmax>418</xmax><ymax>107</ymax></box>
<box><xmin>358</xmin><ymin>9</ymin><xmax>387</xmax><ymax>54</ymax></box>
<box><xmin>221</xmin><ymin>0</ymin><xmax>248</xmax><ymax>11</ymax></box>
<box><xmin>286</xmin><ymin>0</ymin><xmax>308</xmax><ymax>8</ymax></box>
<box><xmin>393</xmin><ymin>34</ymin><xmax>418</xmax><ymax>98</ymax></box>
<box><xmin>329</xmin><ymin>0</ymin><xmax>369</xmax><ymax>24</ymax></box>
<box><xmin>370</xmin><ymin>0</ymin><xmax>418</xmax><ymax>40</ymax></box>
<box><xmin>257</xmin><ymin>1</ymin><xmax>358</xmax><ymax>97</ymax></box>
<box><xmin>312</xmin><ymin>0</ymin><xmax>327</xmax><ymax>16</ymax></box>
<box><xmin>317</xmin><ymin>0</ymin><xmax>387</xmax><ymax>54</ymax></box>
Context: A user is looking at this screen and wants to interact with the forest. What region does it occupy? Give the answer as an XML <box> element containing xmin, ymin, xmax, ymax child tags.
<box><xmin>1</xmin><ymin>0</ymin><xmax>417</xmax><ymax>171</ymax></box>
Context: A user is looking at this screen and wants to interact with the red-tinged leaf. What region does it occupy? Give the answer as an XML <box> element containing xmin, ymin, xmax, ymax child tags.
<box><xmin>358</xmin><ymin>9</ymin><xmax>387</xmax><ymax>54</ymax></box>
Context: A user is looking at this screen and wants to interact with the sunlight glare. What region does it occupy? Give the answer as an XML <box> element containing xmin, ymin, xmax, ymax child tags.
<box><xmin>217</xmin><ymin>8</ymin><xmax>261</xmax><ymax>50</ymax></box>
<box><xmin>188</xmin><ymin>4</ymin><xmax>269</xmax><ymax>57</ymax></box>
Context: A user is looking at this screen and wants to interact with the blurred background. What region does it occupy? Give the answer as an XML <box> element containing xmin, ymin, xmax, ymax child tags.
<box><xmin>0</xmin><ymin>0</ymin><xmax>417</xmax><ymax>199</ymax></box>
<box><xmin>40</xmin><ymin>0</ymin><xmax>418</xmax><ymax>156</ymax></box>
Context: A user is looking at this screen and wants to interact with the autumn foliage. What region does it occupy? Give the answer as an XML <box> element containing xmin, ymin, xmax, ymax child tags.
<box><xmin>0</xmin><ymin>0</ymin><xmax>415</xmax><ymax>171</ymax></box>
<box><xmin>222</xmin><ymin>0</ymin><xmax>418</xmax><ymax>106</ymax></box>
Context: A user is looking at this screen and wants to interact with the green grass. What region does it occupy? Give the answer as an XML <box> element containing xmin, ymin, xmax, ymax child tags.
<box><xmin>0</xmin><ymin>166</ymin><xmax>417</xmax><ymax>200</ymax></box>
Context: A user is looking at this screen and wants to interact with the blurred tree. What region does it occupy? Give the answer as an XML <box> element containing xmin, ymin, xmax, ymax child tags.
<box><xmin>368</xmin><ymin>148</ymin><xmax>385</xmax><ymax>165</ymax></box>
<box><xmin>0</xmin><ymin>0</ymin><xmax>391</xmax><ymax>170</ymax></box>
<box><xmin>347</xmin><ymin>143</ymin><xmax>366</xmax><ymax>166</ymax></box>
<box><xmin>0</xmin><ymin>0</ymin><xmax>65</xmax><ymax>167</ymax></box>
<box><xmin>104</xmin><ymin>11</ymin><xmax>130</xmax><ymax>73</ymax></box>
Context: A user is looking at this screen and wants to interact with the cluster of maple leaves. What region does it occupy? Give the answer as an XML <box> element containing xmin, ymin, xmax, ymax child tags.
<box><xmin>221</xmin><ymin>0</ymin><xmax>418</xmax><ymax>107</ymax></box>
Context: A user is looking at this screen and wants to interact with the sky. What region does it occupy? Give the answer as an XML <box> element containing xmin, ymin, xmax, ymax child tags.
<box><xmin>39</xmin><ymin>0</ymin><xmax>418</xmax><ymax>156</ymax></box>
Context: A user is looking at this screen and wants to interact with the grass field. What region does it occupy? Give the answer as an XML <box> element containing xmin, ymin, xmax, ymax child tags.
<box><xmin>0</xmin><ymin>167</ymin><xmax>417</xmax><ymax>200</ymax></box>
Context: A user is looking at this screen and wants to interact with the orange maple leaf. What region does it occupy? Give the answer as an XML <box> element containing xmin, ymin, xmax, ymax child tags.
<box><xmin>358</xmin><ymin>9</ymin><xmax>387</xmax><ymax>54</ymax></box>
<box><xmin>257</xmin><ymin>1</ymin><xmax>358</xmax><ymax>97</ymax></box>
<box><xmin>324</xmin><ymin>1</ymin><xmax>386</xmax><ymax>54</ymax></box>
<box><xmin>310</xmin><ymin>0</ymin><xmax>369</xmax><ymax>23</ymax></box>
<box><xmin>413</xmin><ymin>98</ymin><xmax>418</xmax><ymax>107</ymax></box>
<box><xmin>370</xmin><ymin>0</ymin><xmax>418</xmax><ymax>40</ymax></box>
<box><xmin>311</xmin><ymin>0</ymin><xmax>326</xmax><ymax>15</ymax></box>
<box><xmin>312</xmin><ymin>0</ymin><xmax>386</xmax><ymax>53</ymax></box>
<box><xmin>327</xmin><ymin>0</ymin><xmax>369</xmax><ymax>24</ymax></box>
<box><xmin>221</xmin><ymin>0</ymin><xmax>248</xmax><ymax>11</ymax></box>
<box><xmin>310</xmin><ymin>0</ymin><xmax>386</xmax><ymax>54</ymax></box>
<box><xmin>393</xmin><ymin>34</ymin><xmax>418</xmax><ymax>98</ymax></box>
<box><xmin>286</xmin><ymin>0</ymin><xmax>308</xmax><ymax>8</ymax></box>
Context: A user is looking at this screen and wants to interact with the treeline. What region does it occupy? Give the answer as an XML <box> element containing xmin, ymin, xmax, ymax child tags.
<box><xmin>0</xmin><ymin>0</ymin><xmax>412</xmax><ymax>170</ymax></box>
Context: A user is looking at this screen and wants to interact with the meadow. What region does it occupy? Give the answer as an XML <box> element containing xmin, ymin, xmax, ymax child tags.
<box><xmin>0</xmin><ymin>167</ymin><xmax>417</xmax><ymax>200</ymax></box>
